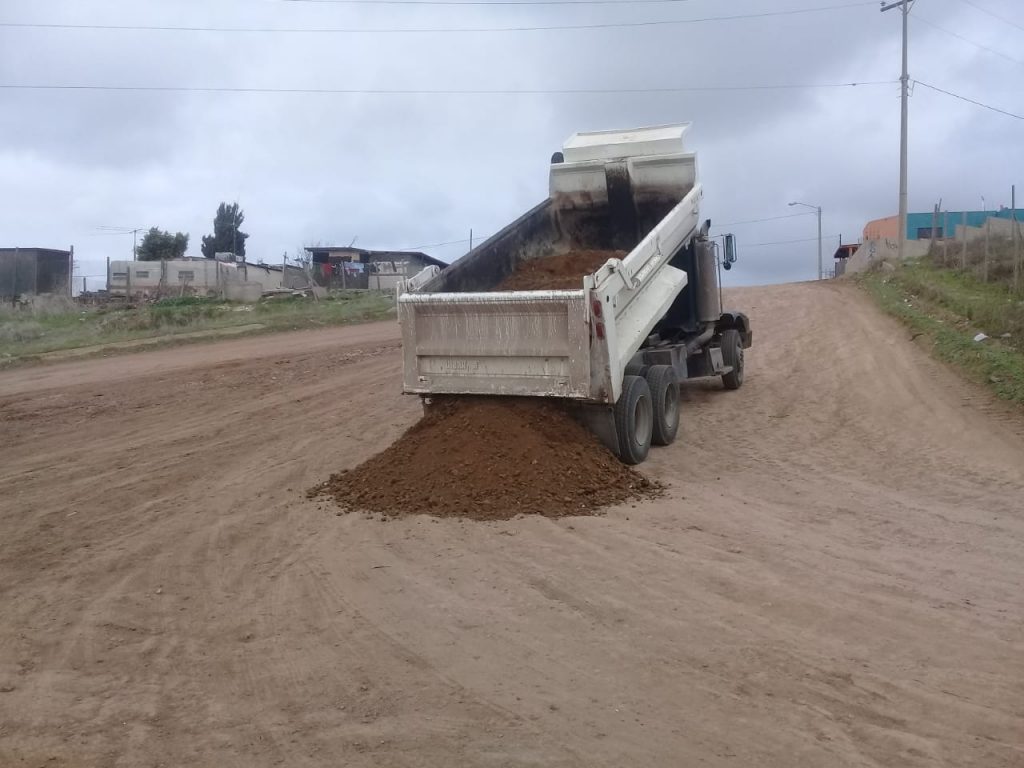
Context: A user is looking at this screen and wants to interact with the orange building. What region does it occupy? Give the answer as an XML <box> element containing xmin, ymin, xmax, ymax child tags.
<box><xmin>863</xmin><ymin>215</ymin><xmax>899</xmax><ymax>240</ymax></box>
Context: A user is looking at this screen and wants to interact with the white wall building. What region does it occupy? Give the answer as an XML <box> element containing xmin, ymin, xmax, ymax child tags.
<box><xmin>107</xmin><ymin>258</ymin><xmax>309</xmax><ymax>299</ymax></box>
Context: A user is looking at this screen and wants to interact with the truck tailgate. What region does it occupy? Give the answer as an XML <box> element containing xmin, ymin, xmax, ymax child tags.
<box><xmin>399</xmin><ymin>291</ymin><xmax>592</xmax><ymax>399</ymax></box>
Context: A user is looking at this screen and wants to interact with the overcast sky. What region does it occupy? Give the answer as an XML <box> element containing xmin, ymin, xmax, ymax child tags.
<box><xmin>1</xmin><ymin>0</ymin><xmax>1021</xmax><ymax>290</ymax></box>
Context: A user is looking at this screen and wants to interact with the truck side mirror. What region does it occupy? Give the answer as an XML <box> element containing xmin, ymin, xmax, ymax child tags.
<box><xmin>724</xmin><ymin>234</ymin><xmax>737</xmax><ymax>265</ymax></box>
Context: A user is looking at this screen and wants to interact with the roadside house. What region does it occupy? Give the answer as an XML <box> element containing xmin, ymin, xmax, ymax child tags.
<box><xmin>303</xmin><ymin>246</ymin><xmax>447</xmax><ymax>291</ymax></box>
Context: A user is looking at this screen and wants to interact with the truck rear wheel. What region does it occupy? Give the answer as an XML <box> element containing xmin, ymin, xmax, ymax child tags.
<box><xmin>646</xmin><ymin>365</ymin><xmax>680</xmax><ymax>446</ymax></box>
<box><xmin>614</xmin><ymin>375</ymin><xmax>653</xmax><ymax>465</ymax></box>
<box><xmin>721</xmin><ymin>329</ymin><xmax>744</xmax><ymax>390</ymax></box>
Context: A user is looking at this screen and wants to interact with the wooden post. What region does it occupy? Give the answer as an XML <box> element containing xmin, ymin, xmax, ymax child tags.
<box><xmin>1013</xmin><ymin>185</ymin><xmax>1020</xmax><ymax>292</ymax></box>
<box><xmin>68</xmin><ymin>245</ymin><xmax>74</xmax><ymax>297</ymax></box>
<box><xmin>942</xmin><ymin>210</ymin><xmax>948</xmax><ymax>266</ymax></box>
<box><xmin>984</xmin><ymin>216</ymin><xmax>990</xmax><ymax>283</ymax></box>
<box><xmin>961</xmin><ymin>210</ymin><xmax>967</xmax><ymax>270</ymax></box>
<box><xmin>82</xmin><ymin>276</ymin><xmax>87</xmax><ymax>295</ymax></box>
<box><xmin>106</xmin><ymin>256</ymin><xmax>110</xmax><ymax>294</ymax></box>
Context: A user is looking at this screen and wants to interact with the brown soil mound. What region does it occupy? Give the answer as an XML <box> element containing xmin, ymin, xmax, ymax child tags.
<box><xmin>312</xmin><ymin>397</ymin><xmax>660</xmax><ymax>520</ymax></box>
<box><xmin>497</xmin><ymin>249</ymin><xmax>626</xmax><ymax>291</ymax></box>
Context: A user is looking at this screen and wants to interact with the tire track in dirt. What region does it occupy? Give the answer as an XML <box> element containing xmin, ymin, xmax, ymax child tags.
<box><xmin>1</xmin><ymin>282</ymin><xmax>1022</xmax><ymax>767</ymax></box>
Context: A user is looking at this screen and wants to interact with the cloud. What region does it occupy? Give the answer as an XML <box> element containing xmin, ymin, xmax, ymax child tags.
<box><xmin>1</xmin><ymin>0</ymin><xmax>1020</xmax><ymax>290</ymax></box>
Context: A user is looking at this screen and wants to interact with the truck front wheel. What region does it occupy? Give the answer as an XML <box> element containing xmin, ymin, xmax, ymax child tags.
<box><xmin>614</xmin><ymin>375</ymin><xmax>653</xmax><ymax>465</ymax></box>
<box><xmin>720</xmin><ymin>329</ymin><xmax>744</xmax><ymax>390</ymax></box>
<box><xmin>646</xmin><ymin>365</ymin><xmax>680</xmax><ymax>446</ymax></box>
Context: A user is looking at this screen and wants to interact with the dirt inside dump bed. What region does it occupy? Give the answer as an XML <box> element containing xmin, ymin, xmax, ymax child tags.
<box><xmin>312</xmin><ymin>397</ymin><xmax>660</xmax><ymax>520</ymax></box>
<box><xmin>496</xmin><ymin>249</ymin><xmax>626</xmax><ymax>291</ymax></box>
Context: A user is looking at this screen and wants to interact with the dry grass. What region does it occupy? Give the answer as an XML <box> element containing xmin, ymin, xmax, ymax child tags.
<box><xmin>860</xmin><ymin>261</ymin><xmax>1024</xmax><ymax>406</ymax></box>
<box><xmin>930</xmin><ymin>231</ymin><xmax>1023</xmax><ymax>289</ymax></box>
<box><xmin>0</xmin><ymin>292</ymin><xmax>395</xmax><ymax>363</ymax></box>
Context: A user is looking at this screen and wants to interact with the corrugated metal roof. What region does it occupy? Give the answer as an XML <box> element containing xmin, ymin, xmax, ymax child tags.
<box><xmin>303</xmin><ymin>246</ymin><xmax>447</xmax><ymax>268</ymax></box>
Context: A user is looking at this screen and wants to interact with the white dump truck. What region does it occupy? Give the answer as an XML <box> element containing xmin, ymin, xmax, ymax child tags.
<box><xmin>398</xmin><ymin>124</ymin><xmax>752</xmax><ymax>464</ymax></box>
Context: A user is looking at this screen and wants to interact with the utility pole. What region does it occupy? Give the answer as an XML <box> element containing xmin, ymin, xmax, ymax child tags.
<box><xmin>882</xmin><ymin>0</ymin><xmax>912</xmax><ymax>266</ymax></box>
<box><xmin>788</xmin><ymin>201</ymin><xmax>823</xmax><ymax>279</ymax></box>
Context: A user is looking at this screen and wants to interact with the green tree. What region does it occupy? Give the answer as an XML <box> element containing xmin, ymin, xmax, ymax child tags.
<box><xmin>201</xmin><ymin>202</ymin><xmax>249</xmax><ymax>259</ymax></box>
<box><xmin>136</xmin><ymin>228</ymin><xmax>189</xmax><ymax>261</ymax></box>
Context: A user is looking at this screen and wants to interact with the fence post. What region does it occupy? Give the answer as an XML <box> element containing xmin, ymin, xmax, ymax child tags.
<box><xmin>942</xmin><ymin>210</ymin><xmax>949</xmax><ymax>266</ymax></box>
<box><xmin>984</xmin><ymin>217</ymin><xmax>990</xmax><ymax>283</ymax></box>
<box><xmin>69</xmin><ymin>245</ymin><xmax>74</xmax><ymax>297</ymax></box>
<box><xmin>1013</xmin><ymin>185</ymin><xmax>1020</xmax><ymax>292</ymax></box>
<box><xmin>960</xmin><ymin>211</ymin><xmax>967</xmax><ymax>270</ymax></box>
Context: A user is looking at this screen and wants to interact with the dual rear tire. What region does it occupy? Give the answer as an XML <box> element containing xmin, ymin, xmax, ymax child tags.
<box><xmin>612</xmin><ymin>332</ymin><xmax>744</xmax><ymax>464</ymax></box>
<box><xmin>613</xmin><ymin>366</ymin><xmax>680</xmax><ymax>465</ymax></box>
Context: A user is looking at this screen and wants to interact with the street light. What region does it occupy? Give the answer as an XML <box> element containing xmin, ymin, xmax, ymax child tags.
<box><xmin>789</xmin><ymin>201</ymin><xmax>823</xmax><ymax>280</ymax></box>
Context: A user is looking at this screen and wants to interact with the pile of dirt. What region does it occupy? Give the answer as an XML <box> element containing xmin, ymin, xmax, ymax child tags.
<box><xmin>312</xmin><ymin>397</ymin><xmax>660</xmax><ymax>520</ymax></box>
<box><xmin>497</xmin><ymin>249</ymin><xmax>626</xmax><ymax>291</ymax></box>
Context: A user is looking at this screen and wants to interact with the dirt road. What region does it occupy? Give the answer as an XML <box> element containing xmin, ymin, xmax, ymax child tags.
<box><xmin>1</xmin><ymin>282</ymin><xmax>1022</xmax><ymax>767</ymax></box>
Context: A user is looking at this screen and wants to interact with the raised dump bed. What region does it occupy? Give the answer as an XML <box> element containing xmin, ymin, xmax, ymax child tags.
<box><xmin>398</xmin><ymin>124</ymin><xmax>751</xmax><ymax>464</ymax></box>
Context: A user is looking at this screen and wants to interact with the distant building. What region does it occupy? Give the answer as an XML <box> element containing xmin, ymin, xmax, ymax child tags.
<box><xmin>832</xmin><ymin>243</ymin><xmax>858</xmax><ymax>277</ymax></box>
<box><xmin>303</xmin><ymin>246</ymin><xmax>447</xmax><ymax>291</ymax></box>
<box><xmin>865</xmin><ymin>208</ymin><xmax>1024</xmax><ymax>241</ymax></box>
<box><xmin>107</xmin><ymin>258</ymin><xmax>309</xmax><ymax>300</ymax></box>
<box><xmin>0</xmin><ymin>247</ymin><xmax>72</xmax><ymax>300</ymax></box>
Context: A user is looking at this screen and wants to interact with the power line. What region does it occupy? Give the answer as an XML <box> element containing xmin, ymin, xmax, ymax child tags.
<box><xmin>914</xmin><ymin>79</ymin><xmax>1024</xmax><ymax>121</ymax></box>
<box><xmin>0</xmin><ymin>81</ymin><xmax>896</xmax><ymax>95</ymax></box>
<box><xmin>0</xmin><ymin>3</ymin><xmax>879</xmax><ymax>34</ymax></box>
<box><xmin>742</xmin><ymin>234</ymin><xmax>839</xmax><ymax>248</ymax></box>
<box><xmin>280</xmin><ymin>0</ymin><xmax>719</xmax><ymax>4</ymax></box>
<box><xmin>956</xmin><ymin>0</ymin><xmax>1024</xmax><ymax>35</ymax></box>
<box><xmin>913</xmin><ymin>13</ymin><xmax>1024</xmax><ymax>66</ymax></box>
<box><xmin>399</xmin><ymin>236</ymin><xmax>480</xmax><ymax>250</ymax></box>
<box><xmin>713</xmin><ymin>211</ymin><xmax>815</xmax><ymax>227</ymax></box>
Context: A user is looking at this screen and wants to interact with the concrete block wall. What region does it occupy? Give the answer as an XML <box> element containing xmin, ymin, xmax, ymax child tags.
<box><xmin>845</xmin><ymin>238</ymin><xmax>931</xmax><ymax>274</ymax></box>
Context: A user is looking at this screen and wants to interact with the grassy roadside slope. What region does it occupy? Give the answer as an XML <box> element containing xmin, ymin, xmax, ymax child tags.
<box><xmin>0</xmin><ymin>292</ymin><xmax>395</xmax><ymax>364</ymax></box>
<box><xmin>858</xmin><ymin>261</ymin><xmax>1024</xmax><ymax>406</ymax></box>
